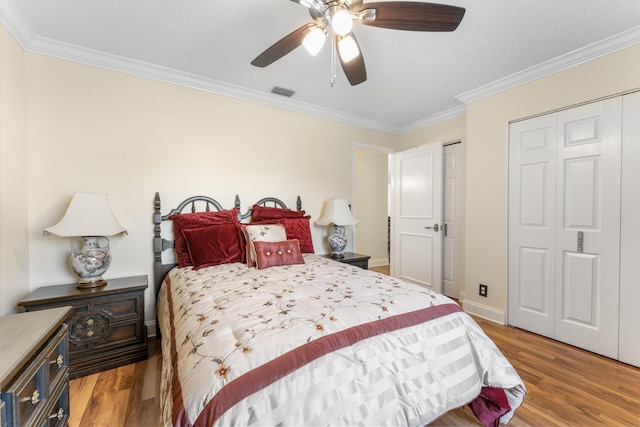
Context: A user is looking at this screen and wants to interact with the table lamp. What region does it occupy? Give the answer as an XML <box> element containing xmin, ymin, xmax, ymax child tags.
<box><xmin>316</xmin><ymin>199</ymin><xmax>358</xmax><ymax>258</ymax></box>
<box><xmin>44</xmin><ymin>192</ymin><xmax>127</xmax><ymax>288</ymax></box>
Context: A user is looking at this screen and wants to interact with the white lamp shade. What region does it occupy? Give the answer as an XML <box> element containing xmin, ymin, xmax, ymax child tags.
<box><xmin>44</xmin><ymin>192</ymin><xmax>127</xmax><ymax>237</ymax></box>
<box><xmin>316</xmin><ymin>199</ymin><xmax>358</xmax><ymax>226</ymax></box>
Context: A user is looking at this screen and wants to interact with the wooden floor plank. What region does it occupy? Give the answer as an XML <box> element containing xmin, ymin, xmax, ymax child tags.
<box><xmin>68</xmin><ymin>373</ymin><xmax>98</xmax><ymax>426</ymax></box>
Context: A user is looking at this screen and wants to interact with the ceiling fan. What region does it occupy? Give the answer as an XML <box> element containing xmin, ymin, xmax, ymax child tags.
<box><xmin>251</xmin><ymin>0</ymin><xmax>465</xmax><ymax>86</ymax></box>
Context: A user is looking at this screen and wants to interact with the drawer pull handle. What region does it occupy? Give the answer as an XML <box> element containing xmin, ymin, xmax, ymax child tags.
<box><xmin>50</xmin><ymin>408</ymin><xmax>64</xmax><ymax>420</ymax></box>
<box><xmin>87</xmin><ymin>330</ymin><xmax>94</xmax><ymax>337</ymax></box>
<box><xmin>50</xmin><ymin>354</ymin><xmax>64</xmax><ymax>367</ymax></box>
<box><xmin>21</xmin><ymin>389</ymin><xmax>40</xmax><ymax>405</ymax></box>
<box><xmin>86</xmin><ymin>318</ymin><xmax>94</xmax><ymax>326</ymax></box>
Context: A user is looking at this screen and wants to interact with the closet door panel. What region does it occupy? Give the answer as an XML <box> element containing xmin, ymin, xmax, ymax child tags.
<box><xmin>554</xmin><ymin>98</ymin><xmax>621</xmax><ymax>359</ymax></box>
<box><xmin>508</xmin><ymin>114</ymin><xmax>556</xmax><ymax>337</ymax></box>
<box><xmin>561</xmin><ymin>252</ymin><xmax>598</xmax><ymax>326</ymax></box>
<box><xmin>620</xmin><ymin>91</ymin><xmax>640</xmax><ymax>367</ymax></box>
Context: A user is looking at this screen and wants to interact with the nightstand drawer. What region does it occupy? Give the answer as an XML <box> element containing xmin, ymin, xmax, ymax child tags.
<box><xmin>67</xmin><ymin>292</ymin><xmax>144</xmax><ymax>351</ymax></box>
<box><xmin>85</xmin><ymin>320</ymin><xmax>143</xmax><ymax>350</ymax></box>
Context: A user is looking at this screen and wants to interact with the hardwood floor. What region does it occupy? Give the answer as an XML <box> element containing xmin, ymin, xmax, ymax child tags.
<box><xmin>69</xmin><ymin>339</ymin><xmax>161</xmax><ymax>427</ymax></box>
<box><xmin>70</xmin><ymin>266</ymin><xmax>640</xmax><ymax>426</ymax></box>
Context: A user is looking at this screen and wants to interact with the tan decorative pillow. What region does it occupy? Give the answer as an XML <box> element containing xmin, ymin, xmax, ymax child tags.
<box><xmin>253</xmin><ymin>240</ymin><xmax>305</xmax><ymax>270</ymax></box>
<box><xmin>241</xmin><ymin>224</ymin><xmax>287</xmax><ymax>267</ymax></box>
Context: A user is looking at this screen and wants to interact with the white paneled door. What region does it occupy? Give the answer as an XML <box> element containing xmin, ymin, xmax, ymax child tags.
<box><xmin>508</xmin><ymin>113</ymin><xmax>557</xmax><ymax>337</ymax></box>
<box><xmin>509</xmin><ymin>98</ymin><xmax>622</xmax><ymax>359</ymax></box>
<box><xmin>553</xmin><ymin>99</ymin><xmax>621</xmax><ymax>358</ymax></box>
<box><xmin>392</xmin><ymin>143</ymin><xmax>443</xmax><ymax>292</ymax></box>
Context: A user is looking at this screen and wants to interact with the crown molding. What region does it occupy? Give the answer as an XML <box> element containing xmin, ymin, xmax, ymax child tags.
<box><xmin>456</xmin><ymin>26</ymin><xmax>640</xmax><ymax>105</ymax></box>
<box><xmin>399</xmin><ymin>104</ymin><xmax>467</xmax><ymax>135</ymax></box>
<box><xmin>3</xmin><ymin>0</ymin><xmax>639</xmax><ymax>134</ymax></box>
<box><xmin>0</xmin><ymin>0</ymin><xmax>401</xmax><ymax>135</ymax></box>
<box><xmin>0</xmin><ymin>0</ymin><xmax>34</xmax><ymax>44</ymax></box>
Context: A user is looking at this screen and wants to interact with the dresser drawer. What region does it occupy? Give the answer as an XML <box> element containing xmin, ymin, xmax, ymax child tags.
<box><xmin>1</xmin><ymin>323</ymin><xmax>68</xmax><ymax>427</ymax></box>
<box><xmin>42</xmin><ymin>329</ymin><xmax>68</xmax><ymax>395</ymax></box>
<box><xmin>2</xmin><ymin>357</ymin><xmax>46</xmax><ymax>427</ymax></box>
<box><xmin>42</xmin><ymin>378</ymin><xmax>69</xmax><ymax>427</ymax></box>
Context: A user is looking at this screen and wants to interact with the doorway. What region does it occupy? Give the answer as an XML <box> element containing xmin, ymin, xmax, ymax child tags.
<box><xmin>354</xmin><ymin>141</ymin><xmax>463</xmax><ymax>299</ymax></box>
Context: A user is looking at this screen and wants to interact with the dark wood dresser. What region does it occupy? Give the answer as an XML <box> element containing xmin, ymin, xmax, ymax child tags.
<box><xmin>0</xmin><ymin>306</ymin><xmax>71</xmax><ymax>427</ymax></box>
<box><xmin>17</xmin><ymin>275</ymin><xmax>148</xmax><ymax>379</ymax></box>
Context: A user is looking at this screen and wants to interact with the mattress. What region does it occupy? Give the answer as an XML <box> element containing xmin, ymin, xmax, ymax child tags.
<box><xmin>157</xmin><ymin>254</ymin><xmax>525</xmax><ymax>426</ymax></box>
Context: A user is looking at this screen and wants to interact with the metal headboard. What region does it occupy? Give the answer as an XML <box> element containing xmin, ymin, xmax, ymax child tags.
<box><xmin>152</xmin><ymin>192</ymin><xmax>236</xmax><ymax>296</ymax></box>
<box><xmin>152</xmin><ymin>192</ymin><xmax>303</xmax><ymax>297</ymax></box>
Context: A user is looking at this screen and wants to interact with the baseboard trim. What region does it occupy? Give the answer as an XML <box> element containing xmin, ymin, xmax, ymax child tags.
<box><xmin>146</xmin><ymin>320</ymin><xmax>157</xmax><ymax>338</ymax></box>
<box><xmin>368</xmin><ymin>258</ymin><xmax>390</xmax><ymax>268</ymax></box>
<box><xmin>461</xmin><ymin>299</ymin><xmax>506</xmax><ymax>325</ymax></box>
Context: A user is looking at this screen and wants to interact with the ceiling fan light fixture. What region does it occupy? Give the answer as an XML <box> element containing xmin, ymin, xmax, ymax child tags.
<box><xmin>330</xmin><ymin>7</ymin><xmax>353</xmax><ymax>36</ymax></box>
<box><xmin>338</xmin><ymin>34</ymin><xmax>360</xmax><ymax>63</ymax></box>
<box><xmin>302</xmin><ymin>26</ymin><xmax>326</xmax><ymax>56</ymax></box>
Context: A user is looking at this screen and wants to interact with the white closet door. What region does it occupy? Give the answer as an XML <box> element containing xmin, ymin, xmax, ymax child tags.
<box><xmin>554</xmin><ymin>98</ymin><xmax>622</xmax><ymax>359</ymax></box>
<box><xmin>619</xmin><ymin>91</ymin><xmax>640</xmax><ymax>367</ymax></box>
<box><xmin>508</xmin><ymin>114</ymin><xmax>557</xmax><ymax>337</ymax></box>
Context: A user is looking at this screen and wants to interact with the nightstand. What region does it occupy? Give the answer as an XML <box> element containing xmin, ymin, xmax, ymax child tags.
<box><xmin>325</xmin><ymin>252</ymin><xmax>371</xmax><ymax>269</ymax></box>
<box><xmin>18</xmin><ymin>275</ymin><xmax>148</xmax><ymax>379</ymax></box>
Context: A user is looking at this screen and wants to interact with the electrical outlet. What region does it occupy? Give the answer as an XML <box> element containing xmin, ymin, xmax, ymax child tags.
<box><xmin>479</xmin><ymin>284</ymin><xmax>488</xmax><ymax>297</ymax></box>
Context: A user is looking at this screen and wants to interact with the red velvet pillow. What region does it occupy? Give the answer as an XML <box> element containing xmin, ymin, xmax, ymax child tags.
<box><xmin>235</xmin><ymin>224</ymin><xmax>247</xmax><ymax>264</ymax></box>
<box><xmin>254</xmin><ymin>217</ymin><xmax>314</xmax><ymax>253</ymax></box>
<box><xmin>182</xmin><ymin>223</ymin><xmax>243</xmax><ymax>269</ymax></box>
<box><xmin>253</xmin><ymin>240</ymin><xmax>305</xmax><ymax>270</ymax></box>
<box><xmin>251</xmin><ymin>204</ymin><xmax>306</xmax><ymax>222</ymax></box>
<box><xmin>170</xmin><ymin>209</ymin><xmax>239</xmax><ymax>267</ymax></box>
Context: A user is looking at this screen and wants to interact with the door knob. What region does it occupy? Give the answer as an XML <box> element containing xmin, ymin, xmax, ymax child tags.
<box><xmin>424</xmin><ymin>223</ymin><xmax>440</xmax><ymax>232</ymax></box>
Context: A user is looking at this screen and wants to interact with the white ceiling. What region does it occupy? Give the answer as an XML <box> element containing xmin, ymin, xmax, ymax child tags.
<box><xmin>2</xmin><ymin>0</ymin><xmax>640</xmax><ymax>133</ymax></box>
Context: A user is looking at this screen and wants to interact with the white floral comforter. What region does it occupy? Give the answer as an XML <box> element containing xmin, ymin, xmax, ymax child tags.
<box><xmin>157</xmin><ymin>254</ymin><xmax>525</xmax><ymax>427</ymax></box>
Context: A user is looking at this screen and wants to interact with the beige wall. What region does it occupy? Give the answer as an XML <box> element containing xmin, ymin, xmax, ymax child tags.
<box><xmin>397</xmin><ymin>115</ymin><xmax>466</xmax><ymax>152</ymax></box>
<box><xmin>0</xmin><ymin>26</ymin><xmax>29</xmax><ymax>315</ymax></box>
<box><xmin>0</xmin><ymin>25</ymin><xmax>397</xmax><ymax>319</ymax></box>
<box><xmin>355</xmin><ymin>146</ymin><xmax>390</xmax><ymax>266</ymax></box>
<box><xmin>463</xmin><ymin>44</ymin><xmax>640</xmax><ymax>317</ymax></box>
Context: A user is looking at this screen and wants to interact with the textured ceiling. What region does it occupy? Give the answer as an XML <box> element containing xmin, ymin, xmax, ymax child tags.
<box><xmin>2</xmin><ymin>0</ymin><xmax>640</xmax><ymax>133</ymax></box>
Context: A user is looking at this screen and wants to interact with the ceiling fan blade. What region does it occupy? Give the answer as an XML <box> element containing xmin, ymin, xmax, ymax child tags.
<box><xmin>336</xmin><ymin>33</ymin><xmax>367</xmax><ymax>86</ymax></box>
<box><xmin>359</xmin><ymin>2</ymin><xmax>465</xmax><ymax>31</ymax></box>
<box><xmin>251</xmin><ymin>22</ymin><xmax>316</xmax><ymax>67</ymax></box>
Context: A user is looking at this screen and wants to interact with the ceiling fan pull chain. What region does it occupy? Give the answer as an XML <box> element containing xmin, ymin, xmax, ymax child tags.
<box><xmin>330</xmin><ymin>33</ymin><xmax>337</xmax><ymax>87</ymax></box>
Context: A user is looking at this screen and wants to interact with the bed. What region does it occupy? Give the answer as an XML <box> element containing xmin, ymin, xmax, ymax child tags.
<box><xmin>153</xmin><ymin>192</ymin><xmax>526</xmax><ymax>427</ymax></box>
